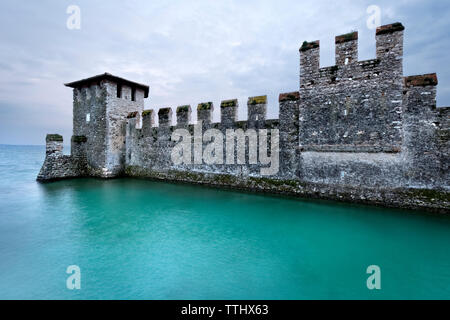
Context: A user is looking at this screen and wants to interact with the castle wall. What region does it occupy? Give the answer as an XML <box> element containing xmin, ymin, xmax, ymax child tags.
<box><xmin>123</xmin><ymin>92</ymin><xmax>449</xmax><ymax>212</ymax></box>
<box><xmin>38</xmin><ymin>23</ymin><xmax>450</xmax><ymax>212</ymax></box>
<box><xmin>126</xmin><ymin>100</ymin><xmax>409</xmax><ymax>189</ymax></box>
<box><xmin>37</xmin><ymin>135</ymin><xmax>87</xmax><ymax>181</ymax></box>
<box><xmin>121</xmin><ymin>23</ymin><xmax>448</xmax><ymax>212</ymax></box>
<box><xmin>438</xmin><ymin>108</ymin><xmax>450</xmax><ymax>186</ymax></box>
<box><xmin>126</xmin><ymin>99</ymin><xmax>282</xmax><ymax>180</ymax></box>
<box><xmin>298</xmin><ymin>25</ymin><xmax>404</xmax><ymax>152</ymax></box>
<box><xmin>402</xmin><ymin>74</ymin><xmax>448</xmax><ymax>189</ymax></box>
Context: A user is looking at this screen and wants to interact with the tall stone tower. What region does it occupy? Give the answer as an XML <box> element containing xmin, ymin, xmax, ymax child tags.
<box><xmin>65</xmin><ymin>73</ymin><xmax>149</xmax><ymax>177</ymax></box>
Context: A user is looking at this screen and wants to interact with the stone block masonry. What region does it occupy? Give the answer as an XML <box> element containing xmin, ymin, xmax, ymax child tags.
<box><xmin>37</xmin><ymin>23</ymin><xmax>450</xmax><ymax>213</ymax></box>
<box><xmin>37</xmin><ymin>134</ymin><xmax>87</xmax><ymax>181</ymax></box>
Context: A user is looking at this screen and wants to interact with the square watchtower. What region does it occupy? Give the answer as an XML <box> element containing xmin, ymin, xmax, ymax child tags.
<box><xmin>65</xmin><ymin>73</ymin><xmax>149</xmax><ymax>177</ymax></box>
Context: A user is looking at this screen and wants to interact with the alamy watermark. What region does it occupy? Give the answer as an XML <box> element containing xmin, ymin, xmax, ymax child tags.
<box><xmin>171</xmin><ymin>121</ymin><xmax>279</xmax><ymax>176</ymax></box>
<box><xmin>66</xmin><ymin>265</ymin><xmax>81</xmax><ymax>290</ymax></box>
<box><xmin>66</xmin><ymin>5</ymin><xmax>81</xmax><ymax>30</ymax></box>
<box><xmin>366</xmin><ymin>265</ymin><xmax>381</xmax><ymax>290</ymax></box>
<box><xmin>366</xmin><ymin>5</ymin><xmax>381</xmax><ymax>30</ymax></box>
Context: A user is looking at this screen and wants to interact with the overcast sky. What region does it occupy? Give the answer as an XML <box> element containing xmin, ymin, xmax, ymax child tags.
<box><xmin>0</xmin><ymin>0</ymin><xmax>449</xmax><ymax>145</ymax></box>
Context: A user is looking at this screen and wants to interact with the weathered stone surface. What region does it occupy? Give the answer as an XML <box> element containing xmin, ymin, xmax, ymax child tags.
<box><xmin>197</xmin><ymin>102</ymin><xmax>214</xmax><ymax>125</ymax></box>
<box><xmin>46</xmin><ymin>134</ymin><xmax>63</xmax><ymax>142</ymax></box>
<box><xmin>279</xmin><ymin>94</ymin><xmax>299</xmax><ymax>178</ymax></box>
<box><xmin>37</xmin><ymin>25</ymin><xmax>450</xmax><ymax>213</ymax></box>
<box><xmin>335</xmin><ymin>31</ymin><xmax>358</xmax><ymax>44</ymax></box>
<box><xmin>299</xmin><ymin>24</ymin><xmax>403</xmax><ymax>152</ymax></box>
<box><xmin>39</xmin><ymin>74</ymin><xmax>145</xmax><ymax>179</ymax></box>
<box><xmin>335</xmin><ymin>32</ymin><xmax>358</xmax><ymax>65</ymax></box>
<box><xmin>247</xmin><ymin>96</ymin><xmax>266</xmax><ymax>129</ymax></box>
<box><xmin>279</xmin><ymin>92</ymin><xmax>300</xmax><ymax>102</ymax></box>
<box><xmin>176</xmin><ymin>105</ymin><xmax>191</xmax><ymax>127</ymax></box>
<box><xmin>45</xmin><ymin>135</ymin><xmax>63</xmax><ymax>156</ymax></box>
<box><xmin>72</xmin><ymin>135</ymin><xmax>87</xmax><ymax>143</ymax></box>
<box><xmin>404</xmin><ymin>74</ymin><xmax>438</xmax><ymax>87</ymax></box>
<box><xmin>37</xmin><ymin>135</ymin><xmax>87</xmax><ymax>181</ymax></box>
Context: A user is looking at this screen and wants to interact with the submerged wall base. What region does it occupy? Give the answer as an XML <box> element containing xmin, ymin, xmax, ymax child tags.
<box><xmin>124</xmin><ymin>166</ymin><xmax>450</xmax><ymax>214</ymax></box>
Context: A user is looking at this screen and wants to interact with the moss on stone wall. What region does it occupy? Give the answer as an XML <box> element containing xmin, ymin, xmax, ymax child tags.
<box><xmin>72</xmin><ymin>135</ymin><xmax>87</xmax><ymax>143</ymax></box>
<box><xmin>407</xmin><ymin>188</ymin><xmax>450</xmax><ymax>202</ymax></box>
<box><xmin>158</xmin><ymin>108</ymin><xmax>172</xmax><ymax>115</ymax></box>
<box><xmin>376</xmin><ymin>22</ymin><xmax>405</xmax><ymax>35</ymax></box>
<box><xmin>248</xmin><ymin>96</ymin><xmax>267</xmax><ymax>105</ymax></box>
<box><xmin>46</xmin><ymin>134</ymin><xmax>63</xmax><ymax>142</ymax></box>
<box><xmin>300</xmin><ymin>40</ymin><xmax>319</xmax><ymax>52</ymax></box>
<box><xmin>197</xmin><ymin>102</ymin><xmax>212</xmax><ymax>110</ymax></box>
<box><xmin>176</xmin><ymin>105</ymin><xmax>190</xmax><ymax>113</ymax></box>
<box><xmin>279</xmin><ymin>92</ymin><xmax>300</xmax><ymax>102</ymax></box>
<box><xmin>127</xmin><ymin>111</ymin><xmax>138</xmax><ymax>118</ymax></box>
<box><xmin>220</xmin><ymin>99</ymin><xmax>237</xmax><ymax>108</ymax></box>
<box><xmin>142</xmin><ymin>109</ymin><xmax>153</xmax><ymax>117</ymax></box>
<box><xmin>335</xmin><ymin>31</ymin><xmax>358</xmax><ymax>43</ymax></box>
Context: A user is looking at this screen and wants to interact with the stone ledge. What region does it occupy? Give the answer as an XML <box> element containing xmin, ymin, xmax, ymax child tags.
<box><xmin>248</xmin><ymin>96</ymin><xmax>267</xmax><ymax>105</ymax></box>
<box><xmin>335</xmin><ymin>32</ymin><xmax>358</xmax><ymax>44</ymax></box>
<box><xmin>46</xmin><ymin>134</ymin><xmax>63</xmax><ymax>142</ymax></box>
<box><xmin>158</xmin><ymin>108</ymin><xmax>172</xmax><ymax>115</ymax></box>
<box><xmin>279</xmin><ymin>92</ymin><xmax>300</xmax><ymax>102</ymax></box>
<box><xmin>71</xmin><ymin>135</ymin><xmax>87</xmax><ymax>143</ymax></box>
<box><xmin>37</xmin><ymin>155</ymin><xmax>87</xmax><ymax>182</ymax></box>
<box><xmin>220</xmin><ymin>99</ymin><xmax>237</xmax><ymax>108</ymax></box>
<box><xmin>300</xmin><ymin>40</ymin><xmax>319</xmax><ymax>52</ymax></box>
<box><xmin>197</xmin><ymin>102</ymin><xmax>213</xmax><ymax>110</ymax></box>
<box><xmin>376</xmin><ymin>22</ymin><xmax>405</xmax><ymax>35</ymax></box>
<box><xmin>142</xmin><ymin>109</ymin><xmax>153</xmax><ymax>117</ymax></box>
<box><xmin>404</xmin><ymin>74</ymin><xmax>438</xmax><ymax>87</ymax></box>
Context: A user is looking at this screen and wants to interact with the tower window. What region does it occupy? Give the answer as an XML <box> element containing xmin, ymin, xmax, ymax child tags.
<box><xmin>117</xmin><ymin>83</ymin><xmax>122</xmax><ymax>98</ymax></box>
<box><xmin>131</xmin><ymin>87</ymin><xmax>136</xmax><ymax>101</ymax></box>
<box><xmin>86</xmin><ymin>113</ymin><xmax>91</xmax><ymax>122</ymax></box>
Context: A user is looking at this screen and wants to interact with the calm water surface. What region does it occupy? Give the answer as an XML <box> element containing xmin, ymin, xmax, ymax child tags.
<box><xmin>0</xmin><ymin>145</ymin><xmax>449</xmax><ymax>299</ymax></box>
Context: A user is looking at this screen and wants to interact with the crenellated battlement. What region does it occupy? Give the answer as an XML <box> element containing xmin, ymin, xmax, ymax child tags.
<box><xmin>124</xmin><ymin>94</ymin><xmax>279</xmax><ymax>131</ymax></box>
<box><xmin>37</xmin><ymin>22</ymin><xmax>449</xmax><ymax>212</ymax></box>
<box><xmin>298</xmin><ymin>23</ymin><xmax>407</xmax><ymax>153</ymax></box>
<box><xmin>404</xmin><ymin>73</ymin><xmax>438</xmax><ymax>87</ymax></box>
<box><xmin>125</xmin><ymin>94</ymin><xmax>277</xmax><ymax>131</ymax></box>
<box><xmin>300</xmin><ymin>22</ymin><xmax>404</xmax><ymax>88</ymax></box>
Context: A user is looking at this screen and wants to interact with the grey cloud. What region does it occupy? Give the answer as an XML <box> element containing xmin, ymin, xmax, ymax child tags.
<box><xmin>0</xmin><ymin>0</ymin><xmax>449</xmax><ymax>144</ymax></box>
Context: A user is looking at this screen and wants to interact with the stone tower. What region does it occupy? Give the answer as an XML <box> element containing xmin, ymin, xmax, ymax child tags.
<box><xmin>65</xmin><ymin>73</ymin><xmax>149</xmax><ymax>177</ymax></box>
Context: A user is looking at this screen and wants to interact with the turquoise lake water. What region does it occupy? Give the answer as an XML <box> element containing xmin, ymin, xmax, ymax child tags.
<box><xmin>0</xmin><ymin>144</ymin><xmax>449</xmax><ymax>299</ymax></box>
